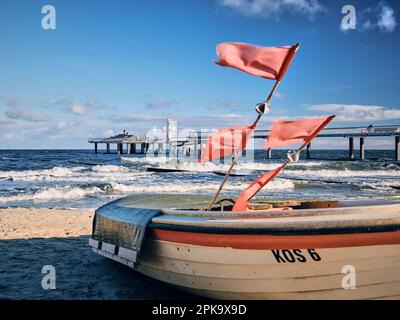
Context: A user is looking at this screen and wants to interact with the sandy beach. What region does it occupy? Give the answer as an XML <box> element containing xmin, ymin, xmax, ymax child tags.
<box><xmin>0</xmin><ymin>208</ymin><xmax>193</xmax><ymax>300</ymax></box>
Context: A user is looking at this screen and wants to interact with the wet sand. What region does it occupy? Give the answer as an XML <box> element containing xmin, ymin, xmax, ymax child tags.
<box><xmin>0</xmin><ymin>208</ymin><xmax>194</xmax><ymax>299</ymax></box>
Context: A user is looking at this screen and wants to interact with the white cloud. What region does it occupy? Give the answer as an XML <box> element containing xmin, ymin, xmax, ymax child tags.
<box><xmin>274</xmin><ymin>92</ymin><xmax>285</xmax><ymax>99</ymax></box>
<box><xmin>0</xmin><ymin>120</ymin><xmax>23</xmax><ymax>140</ymax></box>
<box><xmin>5</xmin><ymin>108</ymin><xmax>49</xmax><ymax>122</ymax></box>
<box><xmin>218</xmin><ymin>0</ymin><xmax>326</xmax><ymax>19</ymax></box>
<box><xmin>358</xmin><ymin>1</ymin><xmax>397</xmax><ymax>33</ymax></box>
<box><xmin>307</xmin><ymin>104</ymin><xmax>400</xmax><ymax>121</ymax></box>
<box><xmin>361</xmin><ymin>19</ymin><xmax>374</xmax><ymax>31</ymax></box>
<box><xmin>70</xmin><ymin>102</ymin><xmax>86</xmax><ymax>115</ymax></box>
<box><xmin>52</xmin><ymin>98</ymin><xmax>114</xmax><ymax>115</ymax></box>
<box><xmin>146</xmin><ymin>99</ymin><xmax>177</xmax><ymax>109</ymax></box>
<box><xmin>56</xmin><ymin>120</ymin><xmax>76</xmax><ymax>130</ymax></box>
<box><xmin>111</xmin><ymin>112</ymin><xmax>254</xmax><ymax>129</ymax></box>
<box><xmin>207</xmin><ymin>99</ymin><xmax>241</xmax><ymax>110</ymax></box>
<box><xmin>102</xmin><ymin>129</ymin><xmax>116</xmax><ymax>137</ymax></box>
<box><xmin>377</xmin><ymin>3</ymin><xmax>397</xmax><ymax>32</ymax></box>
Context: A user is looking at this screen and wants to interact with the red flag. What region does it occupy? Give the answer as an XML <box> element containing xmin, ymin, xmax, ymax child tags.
<box><xmin>232</xmin><ymin>165</ymin><xmax>284</xmax><ymax>212</ymax></box>
<box><xmin>200</xmin><ymin>126</ymin><xmax>254</xmax><ymax>163</ymax></box>
<box><xmin>216</xmin><ymin>42</ymin><xmax>299</xmax><ymax>80</ymax></box>
<box><xmin>265</xmin><ymin>115</ymin><xmax>335</xmax><ymax>149</ymax></box>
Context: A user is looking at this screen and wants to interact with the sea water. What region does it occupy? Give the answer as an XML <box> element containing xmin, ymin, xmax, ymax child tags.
<box><xmin>0</xmin><ymin>149</ymin><xmax>399</xmax><ymax>209</ymax></box>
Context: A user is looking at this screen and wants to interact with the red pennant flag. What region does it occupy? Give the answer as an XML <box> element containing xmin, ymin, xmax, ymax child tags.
<box><xmin>200</xmin><ymin>125</ymin><xmax>254</xmax><ymax>163</ymax></box>
<box><xmin>216</xmin><ymin>42</ymin><xmax>299</xmax><ymax>80</ymax></box>
<box><xmin>265</xmin><ymin>115</ymin><xmax>335</xmax><ymax>150</ymax></box>
<box><xmin>232</xmin><ymin>165</ymin><xmax>284</xmax><ymax>212</ymax></box>
<box><xmin>233</xmin><ymin>115</ymin><xmax>335</xmax><ymax>212</ymax></box>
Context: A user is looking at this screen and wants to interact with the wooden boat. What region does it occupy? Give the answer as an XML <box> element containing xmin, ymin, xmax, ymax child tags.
<box><xmin>89</xmin><ymin>194</ymin><xmax>400</xmax><ymax>300</ymax></box>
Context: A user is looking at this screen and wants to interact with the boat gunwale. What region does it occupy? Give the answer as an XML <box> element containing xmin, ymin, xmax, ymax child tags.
<box><xmin>148</xmin><ymin>203</ymin><xmax>400</xmax><ymax>233</ymax></box>
<box><xmin>147</xmin><ymin>222</ymin><xmax>400</xmax><ymax>236</ymax></box>
<box><xmin>161</xmin><ymin>202</ymin><xmax>400</xmax><ymax>219</ymax></box>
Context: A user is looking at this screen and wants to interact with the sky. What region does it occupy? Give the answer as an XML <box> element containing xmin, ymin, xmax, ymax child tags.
<box><xmin>0</xmin><ymin>0</ymin><xmax>399</xmax><ymax>149</ymax></box>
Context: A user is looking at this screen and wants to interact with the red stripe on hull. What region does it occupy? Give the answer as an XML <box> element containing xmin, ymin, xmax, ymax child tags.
<box><xmin>148</xmin><ymin>229</ymin><xmax>400</xmax><ymax>249</ymax></box>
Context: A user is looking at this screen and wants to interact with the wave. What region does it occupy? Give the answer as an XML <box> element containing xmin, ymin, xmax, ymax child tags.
<box><xmin>283</xmin><ymin>168</ymin><xmax>400</xmax><ymax>179</ymax></box>
<box><xmin>110</xmin><ymin>180</ymin><xmax>294</xmax><ymax>194</ymax></box>
<box><xmin>91</xmin><ymin>165</ymin><xmax>128</xmax><ymax>172</ymax></box>
<box><xmin>1</xmin><ymin>153</ymin><xmax>398</xmax><ymax>208</ymax></box>
<box><xmin>0</xmin><ymin>178</ymin><xmax>295</xmax><ymax>203</ymax></box>
<box><xmin>121</xmin><ymin>156</ymin><xmax>332</xmax><ymax>171</ymax></box>
<box><xmin>1</xmin><ymin>161</ymin><xmax>398</xmax><ymax>189</ymax></box>
<box><xmin>0</xmin><ymin>165</ymin><xmax>148</xmax><ymax>183</ymax></box>
<box><xmin>0</xmin><ymin>166</ymin><xmax>86</xmax><ymax>181</ymax></box>
<box><xmin>1</xmin><ymin>185</ymin><xmax>104</xmax><ymax>202</ymax></box>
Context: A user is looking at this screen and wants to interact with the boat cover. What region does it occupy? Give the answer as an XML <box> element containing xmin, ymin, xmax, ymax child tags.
<box><xmin>92</xmin><ymin>194</ymin><xmax>212</xmax><ymax>259</ymax></box>
<box><xmin>93</xmin><ymin>202</ymin><xmax>160</xmax><ymax>257</ymax></box>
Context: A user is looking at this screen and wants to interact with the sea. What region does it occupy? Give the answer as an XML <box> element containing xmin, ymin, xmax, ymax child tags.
<box><xmin>0</xmin><ymin>149</ymin><xmax>399</xmax><ymax>209</ymax></box>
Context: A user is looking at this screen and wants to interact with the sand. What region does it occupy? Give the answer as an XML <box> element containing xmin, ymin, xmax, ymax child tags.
<box><xmin>0</xmin><ymin>208</ymin><xmax>194</xmax><ymax>300</ymax></box>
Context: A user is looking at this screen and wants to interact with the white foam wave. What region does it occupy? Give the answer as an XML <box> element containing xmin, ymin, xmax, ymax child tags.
<box><xmin>0</xmin><ymin>166</ymin><xmax>86</xmax><ymax>181</ymax></box>
<box><xmin>0</xmin><ymin>165</ymin><xmax>149</xmax><ymax>183</ymax></box>
<box><xmin>110</xmin><ymin>178</ymin><xmax>294</xmax><ymax>194</ymax></box>
<box><xmin>0</xmin><ymin>185</ymin><xmax>104</xmax><ymax>202</ymax></box>
<box><xmin>121</xmin><ymin>156</ymin><xmax>327</xmax><ymax>172</ymax></box>
<box><xmin>0</xmin><ymin>178</ymin><xmax>294</xmax><ymax>203</ymax></box>
<box><xmin>121</xmin><ymin>156</ymin><xmax>171</xmax><ymax>165</ymax></box>
<box><xmin>284</xmin><ymin>168</ymin><xmax>400</xmax><ymax>179</ymax></box>
<box><xmin>91</xmin><ymin>165</ymin><xmax>128</xmax><ymax>172</ymax></box>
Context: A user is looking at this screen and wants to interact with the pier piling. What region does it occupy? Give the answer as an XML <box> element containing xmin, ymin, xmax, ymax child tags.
<box><xmin>396</xmin><ymin>136</ymin><xmax>400</xmax><ymax>161</ymax></box>
<box><xmin>349</xmin><ymin>137</ymin><xmax>354</xmax><ymax>160</ymax></box>
<box><xmin>117</xmin><ymin>143</ymin><xmax>123</xmax><ymax>155</ymax></box>
<box><xmin>94</xmin><ymin>143</ymin><xmax>98</xmax><ymax>154</ymax></box>
<box><xmin>106</xmin><ymin>143</ymin><xmax>110</xmax><ymax>154</ymax></box>
<box><xmin>193</xmin><ymin>137</ymin><xmax>198</xmax><ymax>160</ymax></box>
<box><xmin>360</xmin><ymin>137</ymin><xmax>365</xmax><ymax>160</ymax></box>
<box><xmin>129</xmin><ymin>143</ymin><xmax>136</xmax><ymax>154</ymax></box>
<box><xmin>306</xmin><ymin>143</ymin><xmax>311</xmax><ymax>159</ymax></box>
<box><xmin>197</xmin><ymin>134</ymin><xmax>202</xmax><ymax>159</ymax></box>
<box><xmin>267</xmin><ymin>148</ymin><xmax>272</xmax><ymax>159</ymax></box>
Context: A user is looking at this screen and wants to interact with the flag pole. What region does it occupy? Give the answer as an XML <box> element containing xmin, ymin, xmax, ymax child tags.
<box><xmin>207</xmin><ymin>80</ymin><xmax>281</xmax><ymax>211</ymax></box>
<box><xmin>207</xmin><ymin>42</ymin><xmax>300</xmax><ymax>211</ymax></box>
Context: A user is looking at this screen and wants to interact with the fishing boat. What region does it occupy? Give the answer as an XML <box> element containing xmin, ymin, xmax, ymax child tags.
<box><xmin>89</xmin><ymin>42</ymin><xmax>400</xmax><ymax>299</ymax></box>
<box><xmin>89</xmin><ymin>195</ymin><xmax>400</xmax><ymax>300</ymax></box>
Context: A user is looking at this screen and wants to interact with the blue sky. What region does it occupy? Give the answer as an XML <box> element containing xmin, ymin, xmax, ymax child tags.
<box><xmin>0</xmin><ymin>0</ymin><xmax>399</xmax><ymax>149</ymax></box>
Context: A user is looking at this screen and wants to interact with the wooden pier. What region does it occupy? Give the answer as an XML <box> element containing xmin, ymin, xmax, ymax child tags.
<box><xmin>88</xmin><ymin>124</ymin><xmax>400</xmax><ymax>161</ymax></box>
<box><xmin>88</xmin><ymin>132</ymin><xmax>153</xmax><ymax>155</ymax></box>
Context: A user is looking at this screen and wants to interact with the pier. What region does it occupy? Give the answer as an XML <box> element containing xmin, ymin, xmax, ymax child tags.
<box><xmin>88</xmin><ymin>132</ymin><xmax>154</xmax><ymax>155</ymax></box>
<box><xmin>88</xmin><ymin>124</ymin><xmax>400</xmax><ymax>161</ymax></box>
<box><xmin>253</xmin><ymin>124</ymin><xmax>400</xmax><ymax>161</ymax></box>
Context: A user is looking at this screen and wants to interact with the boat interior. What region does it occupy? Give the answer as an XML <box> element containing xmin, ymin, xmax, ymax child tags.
<box><xmin>100</xmin><ymin>194</ymin><xmax>400</xmax><ymax>218</ymax></box>
<box><xmin>207</xmin><ymin>198</ymin><xmax>400</xmax><ymax>213</ymax></box>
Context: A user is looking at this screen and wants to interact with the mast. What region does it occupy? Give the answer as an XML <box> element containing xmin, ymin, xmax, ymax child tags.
<box><xmin>207</xmin><ymin>43</ymin><xmax>300</xmax><ymax>211</ymax></box>
<box><xmin>207</xmin><ymin>80</ymin><xmax>281</xmax><ymax>211</ymax></box>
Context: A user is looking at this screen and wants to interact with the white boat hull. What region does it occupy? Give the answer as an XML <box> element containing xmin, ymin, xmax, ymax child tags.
<box><xmin>135</xmin><ymin>239</ymin><xmax>400</xmax><ymax>300</ymax></box>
